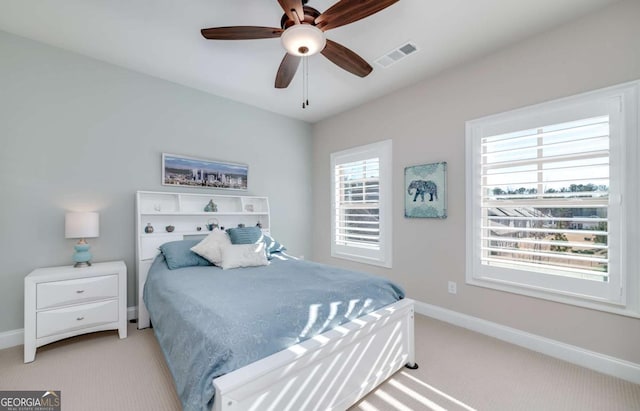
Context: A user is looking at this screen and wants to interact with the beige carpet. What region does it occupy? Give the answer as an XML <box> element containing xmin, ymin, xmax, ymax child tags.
<box><xmin>1</xmin><ymin>315</ymin><xmax>638</xmax><ymax>411</ymax></box>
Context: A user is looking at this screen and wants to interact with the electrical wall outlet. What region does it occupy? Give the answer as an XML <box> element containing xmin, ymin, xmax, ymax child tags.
<box><xmin>448</xmin><ymin>281</ymin><xmax>457</xmax><ymax>294</ymax></box>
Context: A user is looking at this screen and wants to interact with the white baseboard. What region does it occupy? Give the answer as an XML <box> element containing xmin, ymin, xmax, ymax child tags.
<box><xmin>414</xmin><ymin>301</ymin><xmax>640</xmax><ymax>385</ymax></box>
<box><xmin>0</xmin><ymin>328</ymin><xmax>24</xmax><ymax>350</ymax></box>
<box><xmin>127</xmin><ymin>306</ymin><xmax>137</xmax><ymax>321</ymax></box>
<box><xmin>0</xmin><ymin>306</ymin><xmax>139</xmax><ymax>350</ymax></box>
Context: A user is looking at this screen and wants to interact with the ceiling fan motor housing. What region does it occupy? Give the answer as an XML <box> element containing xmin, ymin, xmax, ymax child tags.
<box><xmin>280</xmin><ymin>6</ymin><xmax>321</xmax><ymax>29</ymax></box>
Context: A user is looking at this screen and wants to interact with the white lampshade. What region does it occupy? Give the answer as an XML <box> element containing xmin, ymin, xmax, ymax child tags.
<box><xmin>281</xmin><ymin>24</ymin><xmax>326</xmax><ymax>56</ymax></box>
<box><xmin>65</xmin><ymin>212</ymin><xmax>100</xmax><ymax>239</ymax></box>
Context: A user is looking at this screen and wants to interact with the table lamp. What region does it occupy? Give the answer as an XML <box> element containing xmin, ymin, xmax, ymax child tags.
<box><xmin>65</xmin><ymin>212</ymin><xmax>100</xmax><ymax>267</ymax></box>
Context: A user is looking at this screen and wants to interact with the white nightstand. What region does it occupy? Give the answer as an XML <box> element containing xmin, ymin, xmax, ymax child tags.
<box><xmin>24</xmin><ymin>261</ymin><xmax>127</xmax><ymax>363</ymax></box>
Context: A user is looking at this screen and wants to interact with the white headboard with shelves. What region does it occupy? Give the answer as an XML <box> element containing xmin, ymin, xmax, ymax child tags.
<box><xmin>135</xmin><ymin>190</ymin><xmax>270</xmax><ymax>329</ymax></box>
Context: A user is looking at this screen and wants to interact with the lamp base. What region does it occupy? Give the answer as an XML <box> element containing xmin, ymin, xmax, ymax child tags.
<box><xmin>72</xmin><ymin>243</ymin><xmax>92</xmax><ymax>268</ymax></box>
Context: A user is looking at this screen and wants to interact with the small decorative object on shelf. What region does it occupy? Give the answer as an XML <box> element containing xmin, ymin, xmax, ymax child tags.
<box><xmin>206</xmin><ymin>218</ymin><xmax>219</xmax><ymax>231</ymax></box>
<box><xmin>237</xmin><ymin>223</ymin><xmax>245</xmax><ymax>228</ymax></box>
<box><xmin>165</xmin><ymin>225</ymin><xmax>175</xmax><ymax>232</ymax></box>
<box><xmin>196</xmin><ymin>226</ymin><xmax>202</xmax><ymax>231</ymax></box>
<box><xmin>256</xmin><ymin>221</ymin><xmax>262</xmax><ymax>228</ymax></box>
<box><xmin>204</xmin><ymin>200</ymin><xmax>218</xmax><ymax>212</ymax></box>
<box><xmin>144</xmin><ymin>223</ymin><xmax>154</xmax><ymax>234</ymax></box>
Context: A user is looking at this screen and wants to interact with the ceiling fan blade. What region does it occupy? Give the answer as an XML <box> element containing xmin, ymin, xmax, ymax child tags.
<box><xmin>201</xmin><ymin>26</ymin><xmax>283</xmax><ymax>40</ymax></box>
<box><xmin>275</xmin><ymin>53</ymin><xmax>301</xmax><ymax>88</ymax></box>
<box><xmin>315</xmin><ymin>0</ymin><xmax>399</xmax><ymax>31</ymax></box>
<box><xmin>278</xmin><ymin>0</ymin><xmax>305</xmax><ymax>23</ymax></box>
<box><xmin>321</xmin><ymin>39</ymin><xmax>373</xmax><ymax>78</ymax></box>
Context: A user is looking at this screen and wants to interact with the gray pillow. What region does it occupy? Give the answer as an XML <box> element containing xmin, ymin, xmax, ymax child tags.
<box><xmin>159</xmin><ymin>240</ymin><xmax>212</xmax><ymax>270</ymax></box>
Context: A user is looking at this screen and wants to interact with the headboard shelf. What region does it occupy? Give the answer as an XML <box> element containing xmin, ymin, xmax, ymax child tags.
<box><xmin>135</xmin><ymin>190</ymin><xmax>271</xmax><ymax>329</ymax></box>
<box><xmin>139</xmin><ymin>211</ymin><xmax>269</xmax><ymax>216</ymax></box>
<box><xmin>141</xmin><ymin>231</ymin><xmax>208</xmax><ymax>236</ymax></box>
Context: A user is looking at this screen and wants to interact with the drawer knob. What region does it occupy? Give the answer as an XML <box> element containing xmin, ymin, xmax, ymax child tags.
<box><xmin>76</xmin><ymin>317</ymin><xmax>85</xmax><ymax>321</ymax></box>
<box><xmin>76</xmin><ymin>290</ymin><xmax>85</xmax><ymax>294</ymax></box>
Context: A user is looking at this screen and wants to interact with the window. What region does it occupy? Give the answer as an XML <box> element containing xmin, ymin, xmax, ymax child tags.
<box><xmin>331</xmin><ymin>140</ymin><xmax>392</xmax><ymax>267</ymax></box>
<box><xmin>466</xmin><ymin>81</ymin><xmax>639</xmax><ymax>315</ymax></box>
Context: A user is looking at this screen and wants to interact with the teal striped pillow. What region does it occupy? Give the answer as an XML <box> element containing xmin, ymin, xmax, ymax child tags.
<box><xmin>226</xmin><ymin>226</ymin><xmax>263</xmax><ymax>245</ymax></box>
<box><xmin>263</xmin><ymin>234</ymin><xmax>286</xmax><ymax>254</ymax></box>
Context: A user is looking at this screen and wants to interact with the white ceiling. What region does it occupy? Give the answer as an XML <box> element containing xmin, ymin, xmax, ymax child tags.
<box><xmin>0</xmin><ymin>0</ymin><xmax>620</xmax><ymax>123</ymax></box>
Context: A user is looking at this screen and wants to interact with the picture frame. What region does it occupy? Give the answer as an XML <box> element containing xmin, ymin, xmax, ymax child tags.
<box><xmin>405</xmin><ymin>161</ymin><xmax>447</xmax><ymax>218</ymax></box>
<box><xmin>162</xmin><ymin>153</ymin><xmax>248</xmax><ymax>191</ymax></box>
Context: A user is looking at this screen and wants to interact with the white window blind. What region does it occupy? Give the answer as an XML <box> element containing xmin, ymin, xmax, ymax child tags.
<box><xmin>334</xmin><ymin>158</ymin><xmax>381</xmax><ymax>250</ymax></box>
<box><xmin>331</xmin><ymin>140</ymin><xmax>392</xmax><ymax>267</ymax></box>
<box><xmin>466</xmin><ymin>81</ymin><xmax>640</xmax><ymax>315</ymax></box>
<box><xmin>481</xmin><ymin>115</ymin><xmax>611</xmax><ymax>282</ymax></box>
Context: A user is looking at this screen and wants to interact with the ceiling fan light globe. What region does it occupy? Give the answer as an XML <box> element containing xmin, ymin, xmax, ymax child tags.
<box><xmin>281</xmin><ymin>24</ymin><xmax>326</xmax><ymax>56</ymax></box>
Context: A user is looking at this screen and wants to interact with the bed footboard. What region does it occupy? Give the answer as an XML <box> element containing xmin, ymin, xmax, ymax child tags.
<box><xmin>212</xmin><ymin>298</ymin><xmax>416</xmax><ymax>411</ymax></box>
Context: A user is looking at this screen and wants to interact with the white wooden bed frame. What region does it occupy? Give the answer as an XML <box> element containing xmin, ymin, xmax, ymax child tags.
<box><xmin>135</xmin><ymin>191</ymin><xmax>417</xmax><ymax>410</ymax></box>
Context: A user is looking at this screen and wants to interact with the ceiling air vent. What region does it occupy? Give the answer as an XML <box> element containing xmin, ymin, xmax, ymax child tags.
<box><xmin>375</xmin><ymin>41</ymin><xmax>419</xmax><ymax>68</ymax></box>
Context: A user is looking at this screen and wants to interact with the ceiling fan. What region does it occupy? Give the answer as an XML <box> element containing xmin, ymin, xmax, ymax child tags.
<box><xmin>201</xmin><ymin>0</ymin><xmax>400</xmax><ymax>89</ymax></box>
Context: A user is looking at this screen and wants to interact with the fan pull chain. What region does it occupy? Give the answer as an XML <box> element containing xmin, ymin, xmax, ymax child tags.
<box><xmin>305</xmin><ymin>55</ymin><xmax>310</xmax><ymax>107</ymax></box>
<box><xmin>302</xmin><ymin>56</ymin><xmax>309</xmax><ymax>109</ymax></box>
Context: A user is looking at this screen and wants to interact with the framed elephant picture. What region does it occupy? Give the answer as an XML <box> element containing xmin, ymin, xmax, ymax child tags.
<box><xmin>405</xmin><ymin>162</ymin><xmax>447</xmax><ymax>218</ymax></box>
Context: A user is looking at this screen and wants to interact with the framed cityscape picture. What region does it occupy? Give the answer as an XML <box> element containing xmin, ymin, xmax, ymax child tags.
<box><xmin>405</xmin><ymin>161</ymin><xmax>447</xmax><ymax>218</ymax></box>
<box><xmin>162</xmin><ymin>153</ymin><xmax>248</xmax><ymax>190</ymax></box>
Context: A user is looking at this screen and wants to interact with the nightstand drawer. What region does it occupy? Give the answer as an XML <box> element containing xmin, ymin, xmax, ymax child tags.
<box><xmin>36</xmin><ymin>299</ymin><xmax>118</xmax><ymax>338</ymax></box>
<box><xmin>36</xmin><ymin>274</ymin><xmax>118</xmax><ymax>309</ymax></box>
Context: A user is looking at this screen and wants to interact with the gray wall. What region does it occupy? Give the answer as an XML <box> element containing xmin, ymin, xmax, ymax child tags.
<box><xmin>0</xmin><ymin>31</ymin><xmax>313</xmax><ymax>333</ymax></box>
<box><xmin>311</xmin><ymin>0</ymin><xmax>640</xmax><ymax>363</ymax></box>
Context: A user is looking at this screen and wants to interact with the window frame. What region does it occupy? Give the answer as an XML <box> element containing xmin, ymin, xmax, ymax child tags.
<box><xmin>330</xmin><ymin>140</ymin><xmax>393</xmax><ymax>268</ymax></box>
<box><xmin>465</xmin><ymin>81</ymin><xmax>639</xmax><ymax>317</ymax></box>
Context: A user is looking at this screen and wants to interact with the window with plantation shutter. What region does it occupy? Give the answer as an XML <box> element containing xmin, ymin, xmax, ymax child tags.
<box><xmin>331</xmin><ymin>140</ymin><xmax>392</xmax><ymax>267</ymax></box>
<box><xmin>466</xmin><ymin>81</ymin><xmax>640</xmax><ymax>315</ymax></box>
<box><xmin>481</xmin><ymin>115</ymin><xmax>611</xmax><ymax>281</ymax></box>
<box><xmin>335</xmin><ymin>158</ymin><xmax>380</xmax><ymax>249</ymax></box>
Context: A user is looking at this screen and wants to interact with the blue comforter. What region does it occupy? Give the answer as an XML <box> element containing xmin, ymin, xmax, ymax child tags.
<box><xmin>144</xmin><ymin>255</ymin><xmax>405</xmax><ymax>411</ymax></box>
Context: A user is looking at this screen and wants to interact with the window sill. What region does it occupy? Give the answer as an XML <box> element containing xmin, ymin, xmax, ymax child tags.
<box><xmin>331</xmin><ymin>251</ymin><xmax>392</xmax><ymax>269</ymax></box>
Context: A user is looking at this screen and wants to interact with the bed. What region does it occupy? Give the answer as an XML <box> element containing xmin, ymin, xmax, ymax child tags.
<box><xmin>135</xmin><ymin>191</ymin><xmax>416</xmax><ymax>411</ymax></box>
<box><xmin>143</xmin><ymin>254</ymin><xmax>415</xmax><ymax>411</ymax></box>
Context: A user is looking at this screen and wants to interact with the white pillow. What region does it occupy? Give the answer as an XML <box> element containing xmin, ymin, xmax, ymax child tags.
<box><xmin>220</xmin><ymin>243</ymin><xmax>269</xmax><ymax>270</ymax></box>
<box><xmin>190</xmin><ymin>229</ymin><xmax>232</xmax><ymax>265</ymax></box>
